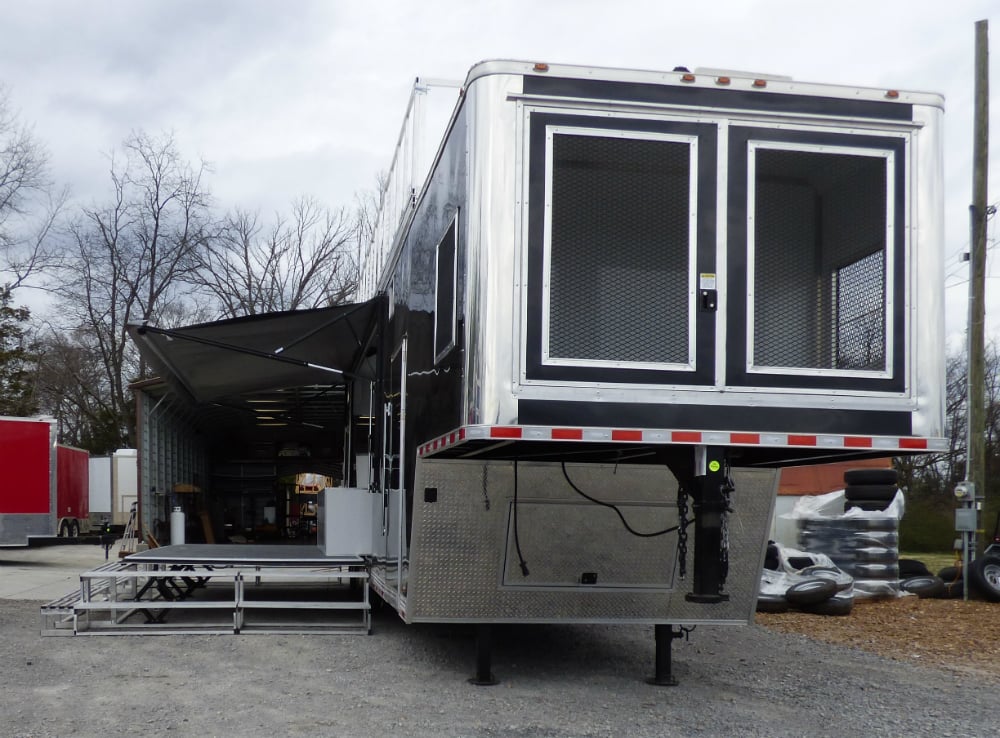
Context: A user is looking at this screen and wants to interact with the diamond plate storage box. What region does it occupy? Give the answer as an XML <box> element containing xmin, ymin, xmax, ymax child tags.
<box><xmin>397</xmin><ymin>460</ymin><xmax>778</xmax><ymax>624</ymax></box>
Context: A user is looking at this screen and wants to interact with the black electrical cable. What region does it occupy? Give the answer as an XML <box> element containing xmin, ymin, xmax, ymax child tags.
<box><xmin>513</xmin><ymin>459</ymin><xmax>529</xmax><ymax>576</ymax></box>
<box><xmin>561</xmin><ymin>462</ymin><xmax>679</xmax><ymax>538</ymax></box>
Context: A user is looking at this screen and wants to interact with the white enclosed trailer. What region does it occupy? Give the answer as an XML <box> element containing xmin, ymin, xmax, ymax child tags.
<box><xmin>88</xmin><ymin>449</ymin><xmax>138</xmax><ymax>527</ymax></box>
<box><xmin>112</xmin><ymin>449</ymin><xmax>138</xmax><ymax>527</ymax></box>
<box><xmin>129</xmin><ymin>60</ymin><xmax>946</xmax><ymax>682</ymax></box>
<box><xmin>88</xmin><ymin>456</ymin><xmax>112</xmax><ymax>523</ymax></box>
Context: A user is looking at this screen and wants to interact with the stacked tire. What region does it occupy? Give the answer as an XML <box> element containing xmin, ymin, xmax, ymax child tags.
<box><xmin>797</xmin><ymin>468</ymin><xmax>901</xmax><ymax>600</ymax></box>
<box><xmin>843</xmin><ymin>469</ymin><xmax>900</xmax><ymax>513</ymax></box>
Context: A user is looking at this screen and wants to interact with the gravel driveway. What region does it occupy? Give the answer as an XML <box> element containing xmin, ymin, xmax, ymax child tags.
<box><xmin>2</xmin><ymin>592</ymin><xmax>998</xmax><ymax>738</ymax></box>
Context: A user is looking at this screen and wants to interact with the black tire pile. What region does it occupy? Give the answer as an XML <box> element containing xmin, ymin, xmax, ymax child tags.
<box><xmin>900</xmin><ymin>555</ymin><xmax>1000</xmax><ymax>601</ymax></box>
<box><xmin>796</xmin><ymin>469</ymin><xmax>902</xmax><ymax>600</ymax></box>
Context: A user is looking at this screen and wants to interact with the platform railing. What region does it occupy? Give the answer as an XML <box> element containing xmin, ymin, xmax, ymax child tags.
<box><xmin>41</xmin><ymin>561</ymin><xmax>371</xmax><ymax>636</ymax></box>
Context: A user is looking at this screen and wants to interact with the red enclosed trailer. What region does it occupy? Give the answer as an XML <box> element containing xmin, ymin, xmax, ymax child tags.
<box><xmin>0</xmin><ymin>416</ymin><xmax>91</xmax><ymax>546</ymax></box>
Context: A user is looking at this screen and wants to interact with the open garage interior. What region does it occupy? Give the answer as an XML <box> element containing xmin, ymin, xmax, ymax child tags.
<box><xmin>127</xmin><ymin>301</ymin><xmax>378</xmax><ymax>546</ymax></box>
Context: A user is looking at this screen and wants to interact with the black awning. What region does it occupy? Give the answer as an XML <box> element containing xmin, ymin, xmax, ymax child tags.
<box><xmin>127</xmin><ymin>300</ymin><xmax>378</xmax><ymax>405</ymax></box>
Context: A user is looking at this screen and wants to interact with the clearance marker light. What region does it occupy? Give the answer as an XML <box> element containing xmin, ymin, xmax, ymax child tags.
<box><xmin>752</xmin><ymin>79</ymin><xmax>768</xmax><ymax>88</ymax></box>
<box><xmin>716</xmin><ymin>76</ymin><xmax>731</xmax><ymax>86</ymax></box>
<box><xmin>885</xmin><ymin>89</ymin><xmax>900</xmax><ymax>99</ymax></box>
<box><xmin>533</xmin><ymin>63</ymin><xmax>549</xmax><ymax>72</ymax></box>
<box><xmin>681</xmin><ymin>73</ymin><xmax>696</xmax><ymax>83</ymax></box>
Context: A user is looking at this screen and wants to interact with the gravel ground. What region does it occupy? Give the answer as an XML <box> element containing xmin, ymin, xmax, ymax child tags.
<box><xmin>2</xmin><ymin>594</ymin><xmax>999</xmax><ymax>738</ymax></box>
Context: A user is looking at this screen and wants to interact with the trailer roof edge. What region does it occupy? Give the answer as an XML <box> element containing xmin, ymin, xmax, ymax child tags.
<box><xmin>463</xmin><ymin>59</ymin><xmax>944</xmax><ymax>109</ymax></box>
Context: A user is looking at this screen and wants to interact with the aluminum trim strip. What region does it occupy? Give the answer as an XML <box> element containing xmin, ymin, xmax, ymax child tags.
<box><xmin>417</xmin><ymin>424</ymin><xmax>948</xmax><ymax>456</ymax></box>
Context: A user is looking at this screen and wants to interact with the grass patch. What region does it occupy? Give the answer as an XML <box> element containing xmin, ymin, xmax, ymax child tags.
<box><xmin>898</xmin><ymin>499</ymin><xmax>955</xmax><ymax>552</ymax></box>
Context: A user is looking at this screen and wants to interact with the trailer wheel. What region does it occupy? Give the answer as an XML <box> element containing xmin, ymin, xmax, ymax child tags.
<box><xmin>58</xmin><ymin>519</ymin><xmax>69</xmax><ymax>537</ymax></box>
<box><xmin>844</xmin><ymin>484</ymin><xmax>898</xmax><ymax>502</ymax></box>
<box><xmin>854</xmin><ymin>547</ymin><xmax>898</xmax><ymax>563</ymax></box>
<box><xmin>844</xmin><ymin>499</ymin><xmax>890</xmax><ymax>512</ymax></box>
<box><xmin>856</xmin><ymin>531</ymin><xmax>900</xmax><ymax>548</ymax></box>
<box><xmin>898</xmin><ymin>559</ymin><xmax>931</xmax><ymax>579</ymax></box>
<box><xmin>755</xmin><ymin>593</ymin><xmax>789</xmax><ymax>613</ymax></box>
<box><xmin>69</xmin><ymin>520</ymin><xmax>80</xmax><ymax>538</ymax></box>
<box><xmin>941</xmin><ymin>578</ymin><xmax>966</xmax><ymax>599</ymax></box>
<box><xmin>799</xmin><ymin>565</ymin><xmax>853</xmax><ymax>592</ymax></box>
<box><xmin>970</xmin><ymin>553</ymin><xmax>1000</xmax><ymax>602</ymax></box>
<box><xmin>937</xmin><ymin>565</ymin><xmax>963</xmax><ymax>582</ymax></box>
<box><xmin>800</xmin><ymin>593</ymin><xmax>854</xmax><ymax>616</ymax></box>
<box><xmin>785</xmin><ymin>578</ymin><xmax>838</xmax><ymax>606</ymax></box>
<box><xmin>900</xmin><ymin>575</ymin><xmax>945</xmax><ymax>598</ymax></box>
<box><xmin>843</xmin><ymin>469</ymin><xmax>898</xmax><ymax>486</ymax></box>
<box><xmin>853</xmin><ymin>562</ymin><xmax>899</xmax><ymax>579</ymax></box>
<box><xmin>844</xmin><ymin>517</ymin><xmax>899</xmax><ymax>532</ymax></box>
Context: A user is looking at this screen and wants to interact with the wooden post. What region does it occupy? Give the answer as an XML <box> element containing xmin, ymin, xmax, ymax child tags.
<box><xmin>967</xmin><ymin>20</ymin><xmax>989</xmax><ymax>547</ymax></box>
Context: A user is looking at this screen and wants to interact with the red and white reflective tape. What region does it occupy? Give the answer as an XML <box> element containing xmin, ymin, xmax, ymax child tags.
<box><xmin>417</xmin><ymin>424</ymin><xmax>948</xmax><ymax>457</ymax></box>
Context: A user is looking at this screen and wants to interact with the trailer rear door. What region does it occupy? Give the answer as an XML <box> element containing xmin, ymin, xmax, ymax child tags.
<box><xmin>0</xmin><ymin>419</ymin><xmax>51</xmax><ymax>515</ymax></box>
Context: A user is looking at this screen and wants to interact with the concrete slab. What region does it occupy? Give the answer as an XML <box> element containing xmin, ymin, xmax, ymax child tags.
<box><xmin>0</xmin><ymin>544</ymin><xmax>112</xmax><ymax>601</ymax></box>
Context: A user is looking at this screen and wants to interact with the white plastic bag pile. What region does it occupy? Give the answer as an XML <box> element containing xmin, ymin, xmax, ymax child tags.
<box><xmin>757</xmin><ymin>541</ymin><xmax>856</xmax><ymax>615</ymax></box>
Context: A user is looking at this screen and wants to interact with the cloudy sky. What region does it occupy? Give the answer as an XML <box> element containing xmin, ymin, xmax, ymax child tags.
<box><xmin>1</xmin><ymin>0</ymin><xmax>997</xmax><ymax>343</ymax></box>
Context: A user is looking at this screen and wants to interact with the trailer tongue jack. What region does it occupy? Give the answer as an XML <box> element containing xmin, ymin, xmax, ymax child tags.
<box><xmin>671</xmin><ymin>446</ymin><xmax>732</xmax><ymax>604</ymax></box>
<box><xmin>686</xmin><ymin>449</ymin><xmax>732</xmax><ymax>604</ymax></box>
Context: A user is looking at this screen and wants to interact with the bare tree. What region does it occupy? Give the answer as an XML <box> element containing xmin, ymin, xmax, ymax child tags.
<box><xmin>189</xmin><ymin>196</ymin><xmax>357</xmax><ymax>318</ymax></box>
<box><xmin>897</xmin><ymin>344</ymin><xmax>1000</xmax><ymax>517</ymax></box>
<box><xmin>32</xmin><ymin>327</ymin><xmax>125</xmax><ymax>452</ymax></box>
<box><xmin>354</xmin><ymin>172</ymin><xmax>387</xmax><ymax>300</ymax></box>
<box><xmin>42</xmin><ymin>130</ymin><xmax>212</xmax><ymax>448</ymax></box>
<box><xmin>0</xmin><ymin>86</ymin><xmax>66</xmax><ymax>293</ymax></box>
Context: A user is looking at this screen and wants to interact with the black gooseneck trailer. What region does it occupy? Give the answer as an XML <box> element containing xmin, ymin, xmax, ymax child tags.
<box><xmin>131</xmin><ymin>60</ymin><xmax>946</xmax><ymax>683</ymax></box>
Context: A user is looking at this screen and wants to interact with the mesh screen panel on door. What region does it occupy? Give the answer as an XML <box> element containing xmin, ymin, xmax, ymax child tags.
<box><xmin>548</xmin><ymin>134</ymin><xmax>691</xmax><ymax>364</ymax></box>
<box><xmin>752</xmin><ymin>148</ymin><xmax>887</xmax><ymax>372</ymax></box>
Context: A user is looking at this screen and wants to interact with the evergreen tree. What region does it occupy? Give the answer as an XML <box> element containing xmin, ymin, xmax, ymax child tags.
<box><xmin>0</xmin><ymin>286</ymin><xmax>38</xmax><ymax>416</ymax></box>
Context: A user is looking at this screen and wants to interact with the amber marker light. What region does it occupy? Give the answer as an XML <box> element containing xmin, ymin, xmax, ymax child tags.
<box><xmin>885</xmin><ymin>89</ymin><xmax>900</xmax><ymax>99</ymax></box>
<box><xmin>716</xmin><ymin>76</ymin><xmax>731</xmax><ymax>85</ymax></box>
<box><xmin>681</xmin><ymin>73</ymin><xmax>696</xmax><ymax>83</ymax></box>
<box><xmin>752</xmin><ymin>79</ymin><xmax>767</xmax><ymax>88</ymax></box>
<box><xmin>533</xmin><ymin>63</ymin><xmax>549</xmax><ymax>72</ymax></box>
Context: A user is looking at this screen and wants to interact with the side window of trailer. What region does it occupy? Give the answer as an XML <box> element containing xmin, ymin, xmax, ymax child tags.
<box><xmin>727</xmin><ymin>129</ymin><xmax>907</xmax><ymax>392</ymax></box>
<box><xmin>524</xmin><ymin>111</ymin><xmax>717</xmax><ymax>386</ymax></box>
<box><xmin>545</xmin><ymin>128</ymin><xmax>695</xmax><ymax>368</ymax></box>
<box><xmin>434</xmin><ymin>216</ymin><xmax>458</xmax><ymax>362</ymax></box>
<box><xmin>749</xmin><ymin>143</ymin><xmax>892</xmax><ymax>374</ymax></box>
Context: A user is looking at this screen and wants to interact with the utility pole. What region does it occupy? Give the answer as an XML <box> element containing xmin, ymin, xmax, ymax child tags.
<box><xmin>966</xmin><ymin>18</ymin><xmax>989</xmax><ymax>558</ymax></box>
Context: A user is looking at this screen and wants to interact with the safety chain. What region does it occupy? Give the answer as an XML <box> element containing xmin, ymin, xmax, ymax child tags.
<box><xmin>676</xmin><ymin>484</ymin><xmax>690</xmax><ymax>580</ymax></box>
<box><xmin>719</xmin><ymin>467</ymin><xmax>735</xmax><ymax>588</ymax></box>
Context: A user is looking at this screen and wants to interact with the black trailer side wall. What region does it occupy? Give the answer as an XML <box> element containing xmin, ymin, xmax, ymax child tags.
<box><xmin>379</xmin><ymin>101</ymin><xmax>470</xmax><ymax>499</ymax></box>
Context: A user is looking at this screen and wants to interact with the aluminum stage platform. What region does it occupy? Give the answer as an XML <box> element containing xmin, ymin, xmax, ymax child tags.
<box><xmin>125</xmin><ymin>543</ymin><xmax>366</xmax><ymax>568</ymax></box>
<box><xmin>41</xmin><ymin>544</ymin><xmax>371</xmax><ymax>636</ymax></box>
